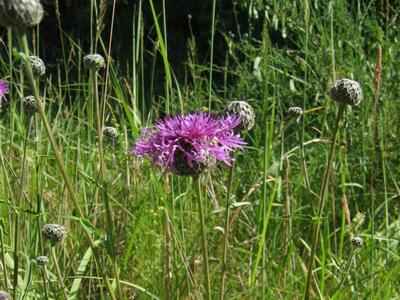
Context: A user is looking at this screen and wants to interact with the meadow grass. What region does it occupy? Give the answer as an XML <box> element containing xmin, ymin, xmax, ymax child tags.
<box><xmin>0</xmin><ymin>0</ymin><xmax>399</xmax><ymax>299</ymax></box>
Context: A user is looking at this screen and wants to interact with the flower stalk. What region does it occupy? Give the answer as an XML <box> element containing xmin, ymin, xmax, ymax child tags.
<box><xmin>194</xmin><ymin>176</ymin><xmax>211</xmax><ymax>300</ymax></box>
<box><xmin>304</xmin><ymin>103</ymin><xmax>346</xmax><ymax>299</ymax></box>
<box><xmin>219</xmin><ymin>155</ymin><xmax>236</xmax><ymax>300</ymax></box>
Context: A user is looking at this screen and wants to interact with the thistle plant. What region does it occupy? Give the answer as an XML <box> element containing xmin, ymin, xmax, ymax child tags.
<box><xmin>287</xmin><ymin>106</ymin><xmax>313</xmax><ymax>208</ymax></box>
<box><xmin>84</xmin><ymin>53</ymin><xmax>106</xmax><ymax>177</ymax></box>
<box><xmin>304</xmin><ymin>78</ymin><xmax>363</xmax><ymax>299</ymax></box>
<box><xmin>0</xmin><ymin>3</ymin><xmax>117</xmax><ymax>299</ymax></box>
<box><xmin>35</xmin><ymin>255</ymin><xmax>49</xmax><ymax>298</ymax></box>
<box><xmin>134</xmin><ymin>111</ymin><xmax>245</xmax><ymax>299</ymax></box>
<box><xmin>219</xmin><ymin>100</ymin><xmax>254</xmax><ymax>300</ymax></box>
<box><xmin>331</xmin><ymin>236</ymin><xmax>364</xmax><ymax>299</ymax></box>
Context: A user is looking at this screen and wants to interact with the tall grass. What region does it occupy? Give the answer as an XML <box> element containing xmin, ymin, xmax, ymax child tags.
<box><xmin>0</xmin><ymin>1</ymin><xmax>399</xmax><ymax>299</ymax></box>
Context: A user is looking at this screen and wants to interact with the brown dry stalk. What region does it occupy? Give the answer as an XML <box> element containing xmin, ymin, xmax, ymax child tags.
<box><xmin>341</xmin><ymin>195</ymin><xmax>351</xmax><ymax>228</ymax></box>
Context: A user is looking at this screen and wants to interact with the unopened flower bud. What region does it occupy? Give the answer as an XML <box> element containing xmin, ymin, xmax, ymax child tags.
<box><xmin>351</xmin><ymin>236</ymin><xmax>363</xmax><ymax>247</ymax></box>
<box><xmin>0</xmin><ymin>0</ymin><xmax>44</xmax><ymax>28</ymax></box>
<box><xmin>22</xmin><ymin>95</ymin><xmax>38</xmax><ymax>114</ymax></box>
<box><xmin>24</xmin><ymin>55</ymin><xmax>45</xmax><ymax>77</ymax></box>
<box><xmin>35</xmin><ymin>255</ymin><xmax>49</xmax><ymax>266</ymax></box>
<box><xmin>41</xmin><ymin>224</ymin><xmax>66</xmax><ymax>245</ymax></box>
<box><xmin>103</xmin><ymin>126</ymin><xmax>118</xmax><ymax>138</ymax></box>
<box><xmin>287</xmin><ymin>106</ymin><xmax>303</xmax><ymax>119</ymax></box>
<box><xmin>330</xmin><ymin>78</ymin><xmax>363</xmax><ymax>106</ymax></box>
<box><xmin>225</xmin><ymin>100</ymin><xmax>255</xmax><ymax>132</ymax></box>
<box><xmin>83</xmin><ymin>54</ymin><xmax>105</xmax><ymax>70</ymax></box>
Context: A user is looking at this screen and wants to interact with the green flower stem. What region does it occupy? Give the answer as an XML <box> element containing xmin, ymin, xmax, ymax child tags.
<box><xmin>41</xmin><ymin>266</ymin><xmax>49</xmax><ymax>300</ymax></box>
<box><xmin>13</xmin><ymin>118</ymin><xmax>32</xmax><ymax>299</ymax></box>
<box><xmin>330</xmin><ymin>247</ymin><xmax>356</xmax><ymax>299</ymax></box>
<box><xmin>51</xmin><ymin>248</ymin><xmax>69</xmax><ymax>300</ymax></box>
<box><xmin>16</xmin><ymin>30</ymin><xmax>116</xmax><ymax>300</ymax></box>
<box><xmin>304</xmin><ymin>103</ymin><xmax>346</xmax><ymax>300</ymax></box>
<box><xmin>91</xmin><ymin>70</ymin><xmax>105</xmax><ymax>178</ymax></box>
<box><xmin>219</xmin><ymin>155</ymin><xmax>236</xmax><ymax>300</ymax></box>
<box><xmin>194</xmin><ymin>176</ymin><xmax>211</xmax><ymax>300</ymax></box>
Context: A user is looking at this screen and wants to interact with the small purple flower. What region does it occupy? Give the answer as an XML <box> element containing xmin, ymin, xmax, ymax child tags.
<box><xmin>0</xmin><ymin>80</ymin><xmax>8</xmax><ymax>102</ymax></box>
<box><xmin>133</xmin><ymin>111</ymin><xmax>245</xmax><ymax>176</ymax></box>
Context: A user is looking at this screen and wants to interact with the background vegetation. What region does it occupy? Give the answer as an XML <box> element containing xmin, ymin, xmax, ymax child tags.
<box><xmin>0</xmin><ymin>0</ymin><xmax>399</xmax><ymax>299</ymax></box>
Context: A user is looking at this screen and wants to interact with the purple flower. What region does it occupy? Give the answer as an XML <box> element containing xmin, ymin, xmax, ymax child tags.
<box><xmin>133</xmin><ymin>111</ymin><xmax>245</xmax><ymax>176</ymax></box>
<box><xmin>0</xmin><ymin>80</ymin><xmax>8</xmax><ymax>102</ymax></box>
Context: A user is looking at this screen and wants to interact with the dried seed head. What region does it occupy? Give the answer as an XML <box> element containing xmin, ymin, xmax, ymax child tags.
<box><xmin>330</xmin><ymin>78</ymin><xmax>363</xmax><ymax>106</ymax></box>
<box><xmin>22</xmin><ymin>95</ymin><xmax>38</xmax><ymax>114</ymax></box>
<box><xmin>0</xmin><ymin>0</ymin><xmax>43</xmax><ymax>28</ymax></box>
<box><xmin>287</xmin><ymin>106</ymin><xmax>303</xmax><ymax>119</ymax></box>
<box><xmin>0</xmin><ymin>291</ymin><xmax>9</xmax><ymax>300</ymax></box>
<box><xmin>103</xmin><ymin>126</ymin><xmax>118</xmax><ymax>138</ymax></box>
<box><xmin>35</xmin><ymin>255</ymin><xmax>49</xmax><ymax>266</ymax></box>
<box><xmin>25</xmin><ymin>55</ymin><xmax>45</xmax><ymax>77</ymax></box>
<box><xmin>225</xmin><ymin>100</ymin><xmax>255</xmax><ymax>132</ymax></box>
<box><xmin>41</xmin><ymin>224</ymin><xmax>66</xmax><ymax>245</ymax></box>
<box><xmin>351</xmin><ymin>236</ymin><xmax>363</xmax><ymax>247</ymax></box>
<box><xmin>83</xmin><ymin>54</ymin><xmax>105</xmax><ymax>70</ymax></box>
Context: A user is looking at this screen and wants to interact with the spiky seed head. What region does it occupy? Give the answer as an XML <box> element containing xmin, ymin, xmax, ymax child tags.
<box><xmin>287</xmin><ymin>106</ymin><xmax>303</xmax><ymax>119</ymax></box>
<box><xmin>83</xmin><ymin>54</ymin><xmax>105</xmax><ymax>70</ymax></box>
<box><xmin>225</xmin><ymin>100</ymin><xmax>255</xmax><ymax>132</ymax></box>
<box><xmin>24</xmin><ymin>56</ymin><xmax>45</xmax><ymax>77</ymax></box>
<box><xmin>0</xmin><ymin>0</ymin><xmax>43</xmax><ymax>28</ymax></box>
<box><xmin>103</xmin><ymin>126</ymin><xmax>118</xmax><ymax>138</ymax></box>
<box><xmin>351</xmin><ymin>236</ymin><xmax>363</xmax><ymax>247</ymax></box>
<box><xmin>41</xmin><ymin>224</ymin><xmax>66</xmax><ymax>245</ymax></box>
<box><xmin>0</xmin><ymin>291</ymin><xmax>9</xmax><ymax>300</ymax></box>
<box><xmin>22</xmin><ymin>95</ymin><xmax>38</xmax><ymax>114</ymax></box>
<box><xmin>330</xmin><ymin>78</ymin><xmax>363</xmax><ymax>106</ymax></box>
<box><xmin>35</xmin><ymin>255</ymin><xmax>49</xmax><ymax>266</ymax></box>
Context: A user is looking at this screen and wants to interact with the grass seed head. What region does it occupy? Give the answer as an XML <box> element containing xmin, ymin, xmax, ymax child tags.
<box><xmin>83</xmin><ymin>54</ymin><xmax>105</xmax><ymax>70</ymax></box>
<box><xmin>35</xmin><ymin>255</ymin><xmax>49</xmax><ymax>266</ymax></box>
<box><xmin>22</xmin><ymin>95</ymin><xmax>38</xmax><ymax>114</ymax></box>
<box><xmin>0</xmin><ymin>0</ymin><xmax>43</xmax><ymax>28</ymax></box>
<box><xmin>330</xmin><ymin>78</ymin><xmax>363</xmax><ymax>106</ymax></box>
<box><xmin>41</xmin><ymin>224</ymin><xmax>66</xmax><ymax>245</ymax></box>
<box><xmin>225</xmin><ymin>100</ymin><xmax>255</xmax><ymax>132</ymax></box>
<box><xmin>351</xmin><ymin>236</ymin><xmax>363</xmax><ymax>247</ymax></box>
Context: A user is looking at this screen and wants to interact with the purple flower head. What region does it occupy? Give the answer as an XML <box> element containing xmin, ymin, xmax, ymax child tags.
<box><xmin>133</xmin><ymin>111</ymin><xmax>246</xmax><ymax>176</ymax></box>
<box><xmin>0</xmin><ymin>80</ymin><xmax>8</xmax><ymax>102</ymax></box>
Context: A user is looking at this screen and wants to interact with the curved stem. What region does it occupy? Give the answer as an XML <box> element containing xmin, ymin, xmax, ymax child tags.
<box><xmin>194</xmin><ymin>176</ymin><xmax>211</xmax><ymax>300</ymax></box>
<box><xmin>304</xmin><ymin>103</ymin><xmax>346</xmax><ymax>299</ymax></box>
